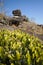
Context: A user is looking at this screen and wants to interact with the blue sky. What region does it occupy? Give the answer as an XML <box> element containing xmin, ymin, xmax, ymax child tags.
<box><xmin>0</xmin><ymin>0</ymin><xmax>43</xmax><ymax>24</ymax></box>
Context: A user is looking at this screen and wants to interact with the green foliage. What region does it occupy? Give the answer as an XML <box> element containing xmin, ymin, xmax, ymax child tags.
<box><xmin>0</xmin><ymin>29</ymin><xmax>43</xmax><ymax>65</ymax></box>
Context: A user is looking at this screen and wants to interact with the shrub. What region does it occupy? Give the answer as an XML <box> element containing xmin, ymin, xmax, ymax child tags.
<box><xmin>0</xmin><ymin>29</ymin><xmax>43</xmax><ymax>65</ymax></box>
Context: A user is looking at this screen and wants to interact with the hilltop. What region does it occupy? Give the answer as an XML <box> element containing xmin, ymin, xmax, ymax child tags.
<box><xmin>0</xmin><ymin>10</ymin><xmax>43</xmax><ymax>41</ymax></box>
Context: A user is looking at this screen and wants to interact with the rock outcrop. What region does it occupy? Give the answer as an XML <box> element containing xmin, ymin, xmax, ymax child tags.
<box><xmin>12</xmin><ymin>9</ymin><xmax>21</xmax><ymax>16</ymax></box>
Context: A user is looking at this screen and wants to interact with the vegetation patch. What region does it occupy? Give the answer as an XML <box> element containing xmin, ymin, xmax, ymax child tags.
<box><xmin>0</xmin><ymin>29</ymin><xmax>43</xmax><ymax>65</ymax></box>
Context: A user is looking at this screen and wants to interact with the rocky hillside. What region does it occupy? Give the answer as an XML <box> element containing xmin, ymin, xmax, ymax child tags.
<box><xmin>0</xmin><ymin>10</ymin><xmax>43</xmax><ymax>41</ymax></box>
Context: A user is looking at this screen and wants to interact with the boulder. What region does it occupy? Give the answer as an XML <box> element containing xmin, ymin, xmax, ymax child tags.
<box><xmin>12</xmin><ymin>9</ymin><xmax>21</xmax><ymax>16</ymax></box>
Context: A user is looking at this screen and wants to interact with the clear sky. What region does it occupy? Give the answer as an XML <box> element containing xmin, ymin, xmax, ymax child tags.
<box><xmin>0</xmin><ymin>0</ymin><xmax>43</xmax><ymax>24</ymax></box>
